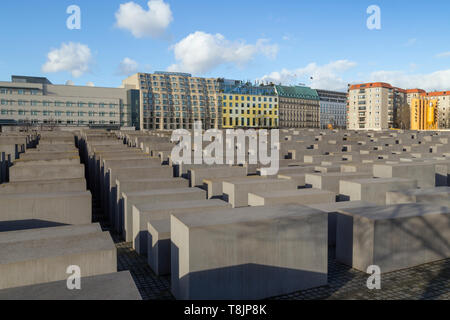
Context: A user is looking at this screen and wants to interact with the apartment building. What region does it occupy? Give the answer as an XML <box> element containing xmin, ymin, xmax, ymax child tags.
<box><xmin>0</xmin><ymin>75</ymin><xmax>132</xmax><ymax>128</ymax></box>
<box><xmin>347</xmin><ymin>82</ymin><xmax>406</xmax><ymax>130</ymax></box>
<box><xmin>275</xmin><ymin>85</ymin><xmax>320</xmax><ymax>129</ymax></box>
<box><xmin>220</xmin><ymin>81</ymin><xmax>278</xmax><ymax>129</ymax></box>
<box><xmin>122</xmin><ymin>72</ymin><xmax>221</xmax><ymax>130</ymax></box>
<box><xmin>421</xmin><ymin>91</ymin><xmax>450</xmax><ymax>129</ymax></box>
<box><xmin>316</xmin><ymin>89</ymin><xmax>347</xmax><ymax>129</ymax></box>
<box><xmin>410</xmin><ymin>97</ymin><xmax>438</xmax><ymax>130</ymax></box>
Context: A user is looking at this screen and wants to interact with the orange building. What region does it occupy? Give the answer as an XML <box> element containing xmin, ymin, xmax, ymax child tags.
<box><xmin>410</xmin><ymin>97</ymin><xmax>438</xmax><ymax>130</ymax></box>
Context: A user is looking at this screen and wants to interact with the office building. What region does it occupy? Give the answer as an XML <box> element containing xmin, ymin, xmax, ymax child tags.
<box><xmin>220</xmin><ymin>80</ymin><xmax>278</xmax><ymax>129</ymax></box>
<box><xmin>0</xmin><ymin>76</ymin><xmax>132</xmax><ymax>128</ymax></box>
<box><xmin>347</xmin><ymin>82</ymin><xmax>407</xmax><ymax>130</ymax></box>
<box><xmin>316</xmin><ymin>89</ymin><xmax>347</xmax><ymax>129</ymax></box>
<box><xmin>122</xmin><ymin>72</ymin><xmax>221</xmax><ymax>130</ymax></box>
<box><xmin>275</xmin><ymin>85</ymin><xmax>320</xmax><ymax>129</ymax></box>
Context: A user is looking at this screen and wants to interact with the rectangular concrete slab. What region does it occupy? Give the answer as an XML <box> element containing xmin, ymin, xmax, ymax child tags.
<box><xmin>171</xmin><ymin>204</ymin><xmax>328</xmax><ymax>300</ymax></box>
<box><xmin>0</xmin><ymin>191</ymin><xmax>92</xmax><ymax>225</ymax></box>
<box><xmin>0</xmin><ymin>231</ymin><xmax>116</xmax><ymax>289</ymax></box>
<box><xmin>223</xmin><ymin>178</ymin><xmax>297</xmax><ymax>208</ymax></box>
<box><xmin>248</xmin><ymin>189</ymin><xmax>335</xmax><ymax>207</ymax></box>
<box><xmin>336</xmin><ymin>203</ymin><xmax>450</xmax><ymax>273</ymax></box>
<box><xmin>122</xmin><ymin>188</ymin><xmax>206</xmax><ymax>241</ymax></box>
<box><xmin>0</xmin><ymin>271</ymin><xmax>141</xmax><ymax>300</ymax></box>
<box><xmin>132</xmin><ymin>199</ymin><xmax>230</xmax><ymax>255</ymax></box>
<box><xmin>339</xmin><ymin>178</ymin><xmax>418</xmax><ymax>205</ymax></box>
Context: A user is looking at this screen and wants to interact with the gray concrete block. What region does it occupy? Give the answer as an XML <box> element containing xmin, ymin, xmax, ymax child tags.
<box><xmin>305</xmin><ymin>172</ymin><xmax>372</xmax><ymax>194</ymax></box>
<box><xmin>9</xmin><ymin>164</ymin><xmax>85</xmax><ymax>182</ymax></box>
<box><xmin>148</xmin><ymin>220</ymin><xmax>171</xmax><ymax>276</ymax></box>
<box><xmin>189</xmin><ymin>166</ymin><xmax>247</xmax><ymax>187</ymax></box>
<box><xmin>339</xmin><ymin>178</ymin><xmax>418</xmax><ymax>205</ymax></box>
<box><xmin>132</xmin><ymin>199</ymin><xmax>230</xmax><ymax>255</ymax></box>
<box><xmin>373</xmin><ymin>163</ymin><xmax>436</xmax><ymax>188</ymax></box>
<box><xmin>122</xmin><ymin>188</ymin><xmax>206</xmax><ymax>241</ymax></box>
<box><xmin>223</xmin><ymin>178</ymin><xmax>297</xmax><ymax>208</ymax></box>
<box><xmin>0</xmin><ymin>271</ymin><xmax>141</xmax><ymax>300</ymax></box>
<box><xmin>171</xmin><ymin>204</ymin><xmax>328</xmax><ymax>300</ymax></box>
<box><xmin>386</xmin><ymin>187</ymin><xmax>450</xmax><ymax>206</ymax></box>
<box><xmin>0</xmin><ymin>178</ymin><xmax>86</xmax><ymax>194</ymax></box>
<box><xmin>336</xmin><ymin>203</ymin><xmax>450</xmax><ymax>273</ymax></box>
<box><xmin>248</xmin><ymin>189</ymin><xmax>335</xmax><ymax>207</ymax></box>
<box><xmin>0</xmin><ymin>229</ymin><xmax>116</xmax><ymax>289</ymax></box>
<box><xmin>307</xmin><ymin>201</ymin><xmax>378</xmax><ymax>246</ymax></box>
<box><xmin>0</xmin><ymin>191</ymin><xmax>92</xmax><ymax>225</ymax></box>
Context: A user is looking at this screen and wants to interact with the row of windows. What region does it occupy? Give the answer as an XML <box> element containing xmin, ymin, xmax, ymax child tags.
<box><xmin>223</xmin><ymin>109</ymin><xmax>278</xmax><ymax>116</ymax></box>
<box><xmin>223</xmin><ymin>117</ymin><xmax>278</xmax><ymax>127</ymax></box>
<box><xmin>223</xmin><ymin>103</ymin><xmax>277</xmax><ymax>109</ymax></box>
<box><xmin>143</xmin><ymin>112</ymin><xmax>216</xmax><ymax>118</ymax></box>
<box><xmin>0</xmin><ymin>109</ymin><xmax>117</xmax><ymax>117</ymax></box>
<box><xmin>223</xmin><ymin>96</ymin><xmax>277</xmax><ymax>103</ymax></box>
<box><xmin>143</xmin><ymin>106</ymin><xmax>217</xmax><ymax>112</ymax></box>
<box><xmin>144</xmin><ymin>100</ymin><xmax>216</xmax><ymax>107</ymax></box>
<box><xmin>0</xmin><ymin>99</ymin><xmax>118</xmax><ymax>108</ymax></box>
<box><xmin>139</xmin><ymin>74</ymin><xmax>217</xmax><ymax>84</ymax></box>
<box><xmin>0</xmin><ymin>88</ymin><xmax>40</xmax><ymax>95</ymax></box>
<box><xmin>143</xmin><ymin>93</ymin><xmax>217</xmax><ymax>100</ymax></box>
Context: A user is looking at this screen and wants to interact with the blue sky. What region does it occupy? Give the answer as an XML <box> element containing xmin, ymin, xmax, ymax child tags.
<box><xmin>1</xmin><ymin>0</ymin><xmax>450</xmax><ymax>91</ymax></box>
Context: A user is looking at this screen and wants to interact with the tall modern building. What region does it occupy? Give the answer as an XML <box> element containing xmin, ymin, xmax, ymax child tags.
<box><xmin>275</xmin><ymin>85</ymin><xmax>320</xmax><ymax>129</ymax></box>
<box><xmin>347</xmin><ymin>82</ymin><xmax>407</xmax><ymax>130</ymax></box>
<box><xmin>0</xmin><ymin>75</ymin><xmax>132</xmax><ymax>128</ymax></box>
<box><xmin>316</xmin><ymin>89</ymin><xmax>347</xmax><ymax>129</ymax></box>
<box><xmin>220</xmin><ymin>80</ymin><xmax>278</xmax><ymax>129</ymax></box>
<box><xmin>348</xmin><ymin>82</ymin><xmax>450</xmax><ymax>130</ymax></box>
<box><xmin>122</xmin><ymin>72</ymin><xmax>222</xmax><ymax>130</ymax></box>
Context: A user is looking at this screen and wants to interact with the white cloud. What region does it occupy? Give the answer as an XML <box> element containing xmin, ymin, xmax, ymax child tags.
<box><xmin>258</xmin><ymin>60</ymin><xmax>356</xmax><ymax>91</ymax></box>
<box><xmin>436</xmin><ymin>51</ymin><xmax>450</xmax><ymax>58</ymax></box>
<box><xmin>117</xmin><ymin>57</ymin><xmax>139</xmax><ymax>75</ymax></box>
<box><xmin>42</xmin><ymin>42</ymin><xmax>92</xmax><ymax>78</ymax></box>
<box><xmin>369</xmin><ymin>69</ymin><xmax>450</xmax><ymax>91</ymax></box>
<box><xmin>168</xmin><ymin>31</ymin><xmax>279</xmax><ymax>74</ymax></box>
<box><xmin>86</xmin><ymin>82</ymin><xmax>95</xmax><ymax>87</ymax></box>
<box><xmin>404</xmin><ymin>38</ymin><xmax>417</xmax><ymax>47</ymax></box>
<box><xmin>115</xmin><ymin>0</ymin><xmax>173</xmax><ymax>38</ymax></box>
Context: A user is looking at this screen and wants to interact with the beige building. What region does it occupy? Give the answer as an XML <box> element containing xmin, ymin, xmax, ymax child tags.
<box><xmin>122</xmin><ymin>72</ymin><xmax>222</xmax><ymax>130</ymax></box>
<box><xmin>0</xmin><ymin>76</ymin><xmax>132</xmax><ymax>128</ymax></box>
<box><xmin>347</xmin><ymin>82</ymin><xmax>407</xmax><ymax>130</ymax></box>
<box><xmin>275</xmin><ymin>85</ymin><xmax>320</xmax><ymax>129</ymax></box>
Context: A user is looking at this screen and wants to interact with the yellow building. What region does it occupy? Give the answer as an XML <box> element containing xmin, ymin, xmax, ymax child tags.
<box><xmin>222</xmin><ymin>93</ymin><xmax>278</xmax><ymax>129</ymax></box>
<box><xmin>410</xmin><ymin>97</ymin><xmax>438</xmax><ymax>130</ymax></box>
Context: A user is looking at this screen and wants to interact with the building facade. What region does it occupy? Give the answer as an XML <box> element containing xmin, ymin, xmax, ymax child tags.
<box><xmin>410</xmin><ymin>97</ymin><xmax>438</xmax><ymax>130</ymax></box>
<box><xmin>316</xmin><ymin>89</ymin><xmax>347</xmax><ymax>129</ymax></box>
<box><xmin>421</xmin><ymin>91</ymin><xmax>450</xmax><ymax>129</ymax></box>
<box><xmin>0</xmin><ymin>76</ymin><xmax>132</xmax><ymax>128</ymax></box>
<box><xmin>122</xmin><ymin>72</ymin><xmax>221</xmax><ymax>130</ymax></box>
<box><xmin>347</xmin><ymin>82</ymin><xmax>406</xmax><ymax>130</ymax></box>
<box><xmin>220</xmin><ymin>81</ymin><xmax>278</xmax><ymax>129</ymax></box>
<box><xmin>348</xmin><ymin>82</ymin><xmax>450</xmax><ymax>130</ymax></box>
<box><xmin>275</xmin><ymin>86</ymin><xmax>320</xmax><ymax>129</ymax></box>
